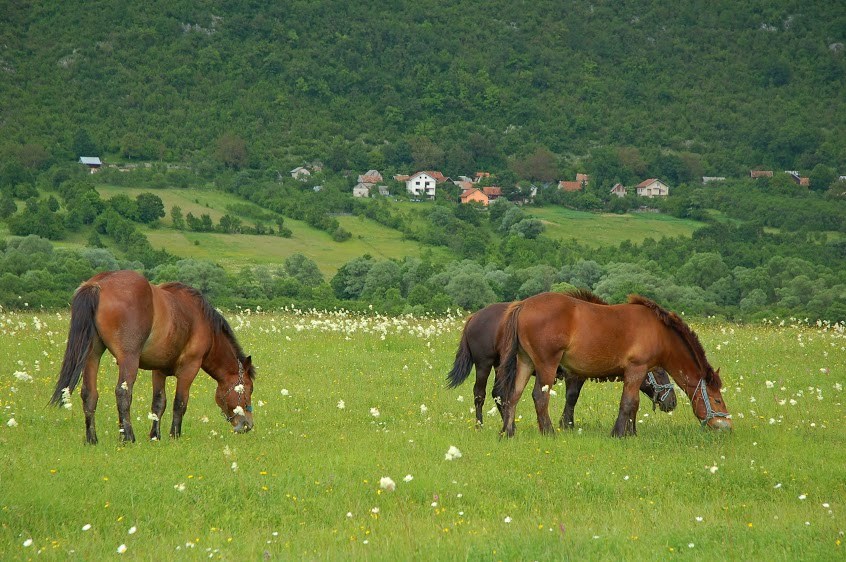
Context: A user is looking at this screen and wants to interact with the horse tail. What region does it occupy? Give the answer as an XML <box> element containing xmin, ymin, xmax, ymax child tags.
<box><xmin>50</xmin><ymin>284</ymin><xmax>100</xmax><ymax>406</ymax></box>
<box><xmin>495</xmin><ymin>301</ymin><xmax>523</xmax><ymax>403</ymax></box>
<box><xmin>446</xmin><ymin>316</ymin><xmax>476</xmax><ymax>388</ymax></box>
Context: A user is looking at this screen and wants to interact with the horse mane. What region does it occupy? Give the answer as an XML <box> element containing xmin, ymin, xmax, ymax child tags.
<box><xmin>160</xmin><ymin>282</ymin><xmax>256</xmax><ymax>380</ymax></box>
<box><xmin>627</xmin><ymin>294</ymin><xmax>720</xmax><ymax>389</ymax></box>
<box><xmin>565</xmin><ymin>288</ymin><xmax>609</xmax><ymax>305</ymax></box>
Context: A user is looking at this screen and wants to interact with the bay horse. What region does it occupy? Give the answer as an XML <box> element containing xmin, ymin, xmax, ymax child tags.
<box><xmin>50</xmin><ymin>270</ymin><xmax>255</xmax><ymax>444</ymax></box>
<box><xmin>446</xmin><ymin>294</ymin><xmax>677</xmax><ymax>427</ymax></box>
<box><xmin>497</xmin><ymin>291</ymin><xmax>731</xmax><ymax>437</ymax></box>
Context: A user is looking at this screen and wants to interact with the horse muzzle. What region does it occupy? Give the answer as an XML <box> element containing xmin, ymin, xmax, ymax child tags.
<box><xmin>706</xmin><ymin>417</ymin><xmax>733</xmax><ymax>432</ymax></box>
<box><xmin>233</xmin><ymin>416</ymin><xmax>254</xmax><ymax>434</ymax></box>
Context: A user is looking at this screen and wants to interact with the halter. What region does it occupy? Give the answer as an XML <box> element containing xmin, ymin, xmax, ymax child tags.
<box><xmin>221</xmin><ymin>359</ymin><xmax>252</xmax><ymax>422</ymax></box>
<box><xmin>645</xmin><ymin>371</ymin><xmax>675</xmax><ymax>410</ymax></box>
<box><xmin>691</xmin><ymin>377</ymin><xmax>730</xmax><ymax>426</ymax></box>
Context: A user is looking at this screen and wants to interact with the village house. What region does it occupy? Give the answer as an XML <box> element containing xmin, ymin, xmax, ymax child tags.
<box><xmin>702</xmin><ymin>176</ymin><xmax>726</xmax><ymax>184</ymax></box>
<box><xmin>290</xmin><ymin>166</ymin><xmax>311</xmax><ymax>180</ymax></box>
<box><xmin>636</xmin><ymin>178</ymin><xmax>670</xmax><ymax>197</ymax></box>
<box><xmin>406</xmin><ymin>171</ymin><xmax>438</xmax><ymax>199</ymax></box>
<box><xmin>353</xmin><ymin>183</ymin><xmax>371</xmax><ymax>198</ymax></box>
<box><xmin>610</xmin><ymin>183</ymin><xmax>627</xmax><ymax>197</ymax></box>
<box><xmin>79</xmin><ymin>156</ymin><xmax>102</xmax><ymax>173</ymax></box>
<box><xmin>785</xmin><ymin>171</ymin><xmax>810</xmax><ymax>187</ymax></box>
<box><xmin>482</xmin><ymin>186</ymin><xmax>502</xmax><ymax>201</ymax></box>
<box><xmin>460</xmin><ymin>187</ymin><xmax>489</xmax><ymax>206</ymax></box>
<box><xmin>358</xmin><ymin>169</ymin><xmax>383</xmax><ymax>184</ymax></box>
<box><xmin>558</xmin><ymin>172</ymin><xmax>589</xmax><ymax>192</ymax></box>
<box><xmin>750</xmin><ymin>170</ymin><xmax>773</xmax><ymax>178</ymax></box>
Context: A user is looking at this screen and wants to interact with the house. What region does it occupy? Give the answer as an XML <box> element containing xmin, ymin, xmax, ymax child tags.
<box><xmin>558</xmin><ymin>180</ymin><xmax>582</xmax><ymax>192</ymax></box>
<box><xmin>454</xmin><ymin>180</ymin><xmax>474</xmax><ymax>191</ymax></box>
<box><xmin>456</xmin><ymin>175</ymin><xmax>475</xmax><ymax>183</ymax></box>
<box><xmin>610</xmin><ymin>183</ymin><xmax>627</xmax><ymax>197</ymax></box>
<box><xmin>358</xmin><ymin>170</ymin><xmax>383</xmax><ymax>184</ymax></box>
<box><xmin>406</xmin><ymin>172</ymin><xmax>437</xmax><ymax>199</ymax></box>
<box><xmin>460</xmin><ymin>188</ymin><xmax>490</xmax><ymax>206</ymax></box>
<box><xmin>636</xmin><ymin>178</ymin><xmax>670</xmax><ymax>197</ymax></box>
<box><xmin>393</xmin><ymin>174</ymin><xmax>410</xmax><ymax>182</ymax></box>
<box><xmin>475</xmin><ymin>171</ymin><xmax>491</xmax><ymax>182</ymax></box>
<box><xmin>750</xmin><ymin>170</ymin><xmax>773</xmax><ymax>178</ymax></box>
<box><xmin>482</xmin><ymin>186</ymin><xmax>502</xmax><ymax>201</ymax></box>
<box><xmin>377</xmin><ymin>185</ymin><xmax>390</xmax><ymax>197</ymax></box>
<box><xmin>702</xmin><ymin>176</ymin><xmax>726</xmax><ymax>184</ymax></box>
<box><xmin>425</xmin><ymin>170</ymin><xmax>448</xmax><ymax>183</ymax></box>
<box><xmin>79</xmin><ymin>156</ymin><xmax>102</xmax><ymax>173</ymax></box>
<box><xmin>290</xmin><ymin>166</ymin><xmax>311</xmax><ymax>180</ymax></box>
<box><xmin>353</xmin><ymin>183</ymin><xmax>371</xmax><ymax>198</ymax></box>
<box><xmin>785</xmin><ymin>171</ymin><xmax>810</xmax><ymax>187</ymax></box>
<box><xmin>576</xmin><ymin>173</ymin><xmax>590</xmax><ymax>186</ymax></box>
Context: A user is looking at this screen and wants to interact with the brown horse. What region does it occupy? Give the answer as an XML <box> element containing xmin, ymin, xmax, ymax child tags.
<box><xmin>50</xmin><ymin>270</ymin><xmax>255</xmax><ymax>444</ymax></box>
<box><xmin>497</xmin><ymin>291</ymin><xmax>731</xmax><ymax>437</ymax></box>
<box><xmin>446</xmin><ymin>295</ymin><xmax>677</xmax><ymax>426</ymax></box>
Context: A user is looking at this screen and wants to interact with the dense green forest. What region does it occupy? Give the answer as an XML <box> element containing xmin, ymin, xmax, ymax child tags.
<box><xmin>2</xmin><ymin>0</ymin><xmax>845</xmax><ymax>177</ymax></box>
<box><xmin>1</xmin><ymin>1</ymin><xmax>845</xmax><ymax>321</ymax></box>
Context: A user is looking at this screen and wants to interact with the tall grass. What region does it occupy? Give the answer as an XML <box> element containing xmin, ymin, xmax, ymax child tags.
<box><xmin>1</xmin><ymin>310</ymin><xmax>843</xmax><ymax>560</ymax></box>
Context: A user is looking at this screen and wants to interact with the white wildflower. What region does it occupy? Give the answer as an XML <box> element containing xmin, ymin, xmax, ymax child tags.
<box><xmin>765</xmin><ymin>380</ymin><xmax>774</xmax><ymax>388</ymax></box>
<box><xmin>799</xmin><ymin>494</ymin><xmax>807</xmax><ymax>500</ymax></box>
<box><xmin>370</xmin><ymin>407</ymin><xmax>380</xmax><ymax>417</ymax></box>
<box><xmin>231</xmin><ymin>462</ymin><xmax>238</xmax><ymax>472</ymax></box>
<box><xmin>280</xmin><ymin>389</ymin><xmax>289</xmax><ymax>396</ymax></box>
<box><xmin>234</xmin><ymin>384</ymin><xmax>245</xmax><ymax>395</ymax></box>
<box><xmin>379</xmin><ymin>476</ymin><xmax>396</xmax><ymax>491</ymax></box>
<box><xmin>404</xmin><ymin>474</ymin><xmax>413</xmax><ymax>482</ymax></box>
<box><xmin>541</xmin><ymin>385</ymin><xmax>549</xmax><ymax>393</ymax></box>
<box><xmin>147</xmin><ymin>412</ymin><xmax>159</xmax><ymax>422</ymax></box>
<box><xmin>23</xmin><ymin>538</ymin><xmax>33</xmax><ymax>547</ymax></box>
<box><xmin>457</xmin><ymin>395</ymin><xmax>464</xmax><ymax>402</ymax></box>
<box><xmin>82</xmin><ymin>524</ymin><xmax>92</xmax><ymax>531</ymax></box>
<box><xmin>420</xmin><ymin>404</ymin><xmax>428</xmax><ymax>414</ymax></box>
<box><xmin>445</xmin><ymin>445</ymin><xmax>462</xmax><ymax>461</ymax></box>
<box><xmin>174</xmin><ymin>483</ymin><xmax>186</xmax><ymax>492</ymax></box>
<box><xmin>117</xmin><ymin>544</ymin><xmax>127</xmax><ymax>554</ymax></box>
<box><xmin>503</xmin><ymin>516</ymin><xmax>512</xmax><ymax>523</ymax></box>
<box><xmin>13</xmin><ymin>371</ymin><xmax>32</xmax><ymax>382</ymax></box>
<box><xmin>709</xmin><ymin>465</ymin><xmax>719</xmax><ymax>474</ymax></box>
<box><xmin>6</xmin><ymin>418</ymin><xmax>17</xmax><ymax>428</ymax></box>
<box><xmin>128</xmin><ymin>526</ymin><xmax>136</xmax><ymax>535</ymax></box>
<box><xmin>337</xmin><ymin>399</ymin><xmax>345</xmax><ymax>409</ymax></box>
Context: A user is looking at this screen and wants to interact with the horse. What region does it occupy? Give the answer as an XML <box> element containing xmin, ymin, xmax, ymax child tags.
<box><xmin>446</xmin><ymin>293</ymin><xmax>677</xmax><ymax>427</ymax></box>
<box><xmin>50</xmin><ymin>270</ymin><xmax>255</xmax><ymax>444</ymax></box>
<box><xmin>497</xmin><ymin>291</ymin><xmax>731</xmax><ymax>437</ymax></box>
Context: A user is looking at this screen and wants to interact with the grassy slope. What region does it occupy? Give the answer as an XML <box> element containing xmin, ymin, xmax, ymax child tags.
<box><xmin>529</xmin><ymin>206</ymin><xmax>703</xmax><ymax>246</ymax></box>
<box><xmin>1</xmin><ymin>312</ymin><xmax>843</xmax><ymax>560</ymax></box>
<box><xmin>84</xmin><ymin>186</ymin><xmax>449</xmax><ymax>275</ymax></box>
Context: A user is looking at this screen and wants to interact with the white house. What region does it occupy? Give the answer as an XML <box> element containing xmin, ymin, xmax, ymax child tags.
<box><xmin>636</xmin><ymin>178</ymin><xmax>669</xmax><ymax>198</ymax></box>
<box><xmin>610</xmin><ymin>183</ymin><xmax>627</xmax><ymax>197</ymax></box>
<box><xmin>353</xmin><ymin>183</ymin><xmax>371</xmax><ymax>198</ymax></box>
<box><xmin>290</xmin><ymin>166</ymin><xmax>311</xmax><ymax>180</ymax></box>
<box><xmin>406</xmin><ymin>172</ymin><xmax>437</xmax><ymax>199</ymax></box>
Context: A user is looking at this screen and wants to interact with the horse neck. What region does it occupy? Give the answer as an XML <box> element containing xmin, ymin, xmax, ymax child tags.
<box><xmin>661</xmin><ymin>335</ymin><xmax>705</xmax><ymax>399</ymax></box>
<box><xmin>204</xmin><ymin>332</ymin><xmax>238</xmax><ymax>382</ymax></box>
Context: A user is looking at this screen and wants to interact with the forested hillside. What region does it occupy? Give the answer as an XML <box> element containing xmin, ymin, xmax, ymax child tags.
<box><xmin>2</xmin><ymin>0</ymin><xmax>845</xmax><ymax>176</ymax></box>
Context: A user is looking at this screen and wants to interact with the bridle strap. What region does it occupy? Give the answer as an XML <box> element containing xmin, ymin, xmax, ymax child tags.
<box><xmin>646</xmin><ymin>371</ymin><xmax>675</xmax><ymax>404</ymax></box>
<box><xmin>693</xmin><ymin>378</ymin><xmax>730</xmax><ymax>426</ymax></box>
<box><xmin>222</xmin><ymin>359</ymin><xmax>250</xmax><ymax>421</ymax></box>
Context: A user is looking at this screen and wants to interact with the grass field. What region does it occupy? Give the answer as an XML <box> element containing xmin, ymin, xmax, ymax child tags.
<box><xmin>82</xmin><ymin>186</ymin><xmax>447</xmax><ymax>275</ymax></box>
<box><xmin>1</xmin><ymin>310</ymin><xmax>843</xmax><ymax>560</ymax></box>
<box><xmin>529</xmin><ymin>207</ymin><xmax>703</xmax><ymax>247</ymax></box>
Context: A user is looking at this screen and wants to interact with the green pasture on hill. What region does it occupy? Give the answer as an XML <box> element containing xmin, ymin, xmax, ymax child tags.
<box><xmin>86</xmin><ymin>186</ymin><xmax>447</xmax><ymax>275</ymax></box>
<box><xmin>1</xmin><ymin>311</ymin><xmax>843</xmax><ymax>560</ymax></box>
<box><xmin>529</xmin><ymin>206</ymin><xmax>704</xmax><ymax>247</ymax></box>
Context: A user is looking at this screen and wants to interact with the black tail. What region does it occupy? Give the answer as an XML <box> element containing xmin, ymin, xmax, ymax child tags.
<box><xmin>446</xmin><ymin>317</ymin><xmax>476</xmax><ymax>388</ymax></box>
<box><xmin>50</xmin><ymin>284</ymin><xmax>100</xmax><ymax>405</ymax></box>
<box><xmin>495</xmin><ymin>301</ymin><xmax>523</xmax><ymax>402</ymax></box>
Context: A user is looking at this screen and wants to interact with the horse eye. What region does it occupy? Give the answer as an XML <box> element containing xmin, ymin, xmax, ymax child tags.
<box><xmin>715</xmin><ymin>399</ymin><xmax>722</xmax><ymax>404</ymax></box>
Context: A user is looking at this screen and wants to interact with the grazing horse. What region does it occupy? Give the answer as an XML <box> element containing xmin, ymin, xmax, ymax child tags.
<box><xmin>497</xmin><ymin>291</ymin><xmax>731</xmax><ymax>437</ymax></box>
<box><xmin>50</xmin><ymin>270</ymin><xmax>255</xmax><ymax>444</ymax></box>
<box><xmin>446</xmin><ymin>295</ymin><xmax>677</xmax><ymax>426</ymax></box>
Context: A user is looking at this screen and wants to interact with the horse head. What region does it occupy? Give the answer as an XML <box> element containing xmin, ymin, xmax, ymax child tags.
<box><xmin>215</xmin><ymin>355</ymin><xmax>255</xmax><ymax>433</ymax></box>
<box><xmin>643</xmin><ymin>369</ymin><xmax>677</xmax><ymax>412</ymax></box>
<box><xmin>690</xmin><ymin>368</ymin><xmax>732</xmax><ymax>431</ymax></box>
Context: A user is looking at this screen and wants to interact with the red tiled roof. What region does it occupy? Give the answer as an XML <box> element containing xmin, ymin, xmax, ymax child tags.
<box><xmin>750</xmin><ymin>170</ymin><xmax>773</xmax><ymax>178</ymax></box>
<box><xmin>423</xmin><ymin>170</ymin><xmax>447</xmax><ymax>183</ymax></box>
<box><xmin>636</xmin><ymin>178</ymin><xmax>659</xmax><ymax>188</ymax></box>
<box><xmin>482</xmin><ymin>186</ymin><xmax>502</xmax><ymax>197</ymax></box>
<box><xmin>558</xmin><ymin>181</ymin><xmax>582</xmax><ymax>192</ymax></box>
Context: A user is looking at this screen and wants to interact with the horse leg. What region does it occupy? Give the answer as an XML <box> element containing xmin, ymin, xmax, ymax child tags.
<box><xmin>611</xmin><ymin>369</ymin><xmax>646</xmax><ymax>438</ymax></box>
<box><xmin>473</xmin><ymin>362</ymin><xmax>492</xmax><ymax>426</ymax></box>
<box><xmin>149</xmin><ymin>370</ymin><xmax>168</xmax><ymax>441</ymax></box>
<box><xmin>500</xmin><ymin>356</ymin><xmax>533</xmax><ymax>438</ymax></box>
<box><xmin>170</xmin><ymin>367</ymin><xmax>199</xmax><ymax>438</ymax></box>
<box><xmin>531</xmin><ymin>365</ymin><xmax>559</xmax><ymax>435</ymax></box>
<box><xmin>80</xmin><ymin>341</ymin><xmax>105</xmax><ymax>445</ymax></box>
<box><xmin>560</xmin><ymin>375</ymin><xmax>585</xmax><ymax>430</ymax></box>
<box><xmin>115</xmin><ymin>355</ymin><xmax>140</xmax><ymax>443</ymax></box>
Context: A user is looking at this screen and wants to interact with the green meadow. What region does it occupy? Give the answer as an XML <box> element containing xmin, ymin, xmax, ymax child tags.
<box><xmin>529</xmin><ymin>206</ymin><xmax>703</xmax><ymax>247</ymax></box>
<box><xmin>1</xmin><ymin>310</ymin><xmax>843</xmax><ymax>560</ymax></box>
<box><xmin>84</xmin><ymin>186</ymin><xmax>446</xmax><ymax>276</ymax></box>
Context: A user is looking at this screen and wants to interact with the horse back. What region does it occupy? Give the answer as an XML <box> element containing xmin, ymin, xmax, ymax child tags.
<box><xmin>466</xmin><ymin>302</ymin><xmax>509</xmax><ymax>365</ymax></box>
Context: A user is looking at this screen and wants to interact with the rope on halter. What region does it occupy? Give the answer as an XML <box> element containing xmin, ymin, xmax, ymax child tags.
<box><xmin>646</xmin><ymin>371</ymin><xmax>674</xmax><ymax>410</ymax></box>
<box><xmin>692</xmin><ymin>378</ymin><xmax>730</xmax><ymax>426</ymax></box>
<box><xmin>222</xmin><ymin>359</ymin><xmax>252</xmax><ymax>421</ymax></box>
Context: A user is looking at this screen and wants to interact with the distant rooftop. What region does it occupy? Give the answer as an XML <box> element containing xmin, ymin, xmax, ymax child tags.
<box><xmin>79</xmin><ymin>156</ymin><xmax>102</xmax><ymax>165</ymax></box>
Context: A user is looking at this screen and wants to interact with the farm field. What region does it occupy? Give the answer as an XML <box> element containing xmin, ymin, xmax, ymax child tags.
<box><xmin>530</xmin><ymin>206</ymin><xmax>704</xmax><ymax>247</ymax></box>
<box><xmin>1</xmin><ymin>310</ymin><xmax>844</xmax><ymax>560</ymax></box>
<box><xmin>81</xmin><ymin>186</ymin><xmax>447</xmax><ymax>275</ymax></box>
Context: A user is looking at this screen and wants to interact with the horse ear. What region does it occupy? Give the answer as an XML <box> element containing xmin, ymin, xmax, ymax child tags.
<box><xmin>244</xmin><ymin>355</ymin><xmax>252</xmax><ymax>368</ymax></box>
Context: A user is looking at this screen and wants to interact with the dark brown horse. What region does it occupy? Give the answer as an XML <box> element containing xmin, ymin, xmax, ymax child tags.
<box><xmin>447</xmin><ymin>295</ymin><xmax>677</xmax><ymax>426</ymax></box>
<box><xmin>497</xmin><ymin>291</ymin><xmax>731</xmax><ymax>437</ymax></box>
<box><xmin>50</xmin><ymin>270</ymin><xmax>255</xmax><ymax>444</ymax></box>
